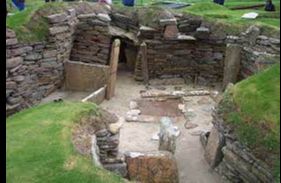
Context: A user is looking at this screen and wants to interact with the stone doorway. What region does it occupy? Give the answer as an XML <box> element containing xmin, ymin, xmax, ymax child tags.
<box><xmin>116</xmin><ymin>39</ymin><xmax>138</xmax><ymax>73</ymax></box>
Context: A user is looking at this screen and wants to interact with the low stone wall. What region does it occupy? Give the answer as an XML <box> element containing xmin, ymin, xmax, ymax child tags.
<box><xmin>145</xmin><ymin>40</ymin><xmax>225</xmax><ymax>83</ymax></box>
<box><xmin>201</xmin><ymin>108</ymin><xmax>275</xmax><ymax>182</ymax></box>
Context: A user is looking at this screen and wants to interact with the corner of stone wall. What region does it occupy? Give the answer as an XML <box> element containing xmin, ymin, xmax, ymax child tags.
<box><xmin>202</xmin><ymin>106</ymin><xmax>275</xmax><ymax>182</ymax></box>
<box><xmin>6</xmin><ymin>8</ymin><xmax>79</xmax><ymax>116</ymax></box>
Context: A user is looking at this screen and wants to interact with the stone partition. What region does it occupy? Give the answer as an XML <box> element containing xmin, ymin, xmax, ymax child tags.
<box><xmin>65</xmin><ymin>61</ymin><xmax>109</xmax><ymax>92</ymax></box>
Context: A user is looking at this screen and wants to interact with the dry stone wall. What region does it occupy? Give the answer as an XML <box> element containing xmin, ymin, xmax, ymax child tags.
<box><xmin>70</xmin><ymin>13</ymin><xmax>112</xmax><ymax>65</ymax></box>
<box><xmin>6</xmin><ymin>8</ymin><xmax>78</xmax><ymax>115</ymax></box>
<box><xmin>6</xmin><ymin>4</ymin><xmax>280</xmax><ymax>116</ymax></box>
<box><xmin>201</xmin><ymin>108</ymin><xmax>275</xmax><ymax>182</ymax></box>
<box><xmin>226</xmin><ymin>25</ymin><xmax>280</xmax><ymax>80</ymax></box>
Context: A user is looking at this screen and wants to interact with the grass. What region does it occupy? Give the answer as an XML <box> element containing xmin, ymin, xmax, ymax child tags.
<box><xmin>219</xmin><ymin>64</ymin><xmax>280</xmax><ymax>181</ymax></box>
<box><xmin>7</xmin><ymin>0</ymin><xmax>68</xmax><ymax>42</ymax></box>
<box><xmin>6</xmin><ymin>101</ymin><xmax>124</xmax><ymax>183</ymax></box>
<box><xmin>7</xmin><ymin>0</ymin><xmax>280</xmax><ymax>42</ymax></box>
<box><xmin>177</xmin><ymin>2</ymin><xmax>280</xmax><ymax>35</ymax></box>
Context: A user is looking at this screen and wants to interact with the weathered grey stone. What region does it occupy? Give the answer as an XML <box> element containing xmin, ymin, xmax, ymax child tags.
<box><xmin>204</xmin><ymin>126</ymin><xmax>225</xmax><ymax>168</ymax></box>
<box><xmin>164</xmin><ymin>25</ymin><xmax>179</xmax><ymax>39</ymax></box>
<box><xmin>6</xmin><ymin>38</ymin><xmax>18</xmax><ymax>46</ymax></box>
<box><xmin>49</xmin><ymin>26</ymin><xmax>68</xmax><ymax>35</ymax></box>
<box><xmin>159</xmin><ymin>18</ymin><xmax>177</xmax><ymax>26</ymax></box>
<box><xmin>77</xmin><ymin>13</ymin><xmax>96</xmax><ymax>19</ymax></box>
<box><xmin>200</xmin><ymin>131</ymin><xmax>210</xmax><ymax>149</ymax></box>
<box><xmin>91</xmin><ymin>135</ymin><xmax>102</xmax><ymax>167</ymax></box>
<box><xmin>25</xmin><ymin>52</ymin><xmax>42</xmax><ymax>60</ymax></box>
<box><xmin>43</xmin><ymin>50</ymin><xmax>57</xmax><ymax>58</ymax></box>
<box><xmin>103</xmin><ymin>163</ymin><xmax>127</xmax><ymax>177</ymax></box>
<box><xmin>6</xmin><ymin>81</ymin><xmax>17</xmax><ymax>89</ymax></box>
<box><xmin>244</xmin><ymin>25</ymin><xmax>260</xmax><ymax>45</ymax></box>
<box><xmin>222</xmin><ymin>44</ymin><xmax>242</xmax><ymax>90</ymax></box>
<box><xmin>159</xmin><ymin>117</ymin><xmax>177</xmax><ymax>154</ymax></box>
<box><xmin>47</xmin><ymin>13</ymin><xmax>67</xmax><ymax>24</ymax></box>
<box><xmin>195</xmin><ymin>27</ymin><xmax>210</xmax><ymax>39</ymax></box>
<box><xmin>7</xmin><ymin>57</ymin><xmax>23</xmax><ymax>69</ymax></box>
<box><xmin>6</xmin><ymin>29</ymin><xmax>16</xmax><ymax>38</ymax></box>
<box><xmin>64</xmin><ymin>61</ymin><xmax>109</xmax><ymax>92</ymax></box>
<box><xmin>97</xmin><ymin>13</ymin><xmax>111</xmax><ymax>22</ymax></box>
<box><xmin>177</xmin><ymin>35</ymin><xmax>196</xmax><ymax>41</ymax></box>
<box><xmin>13</xmin><ymin>75</ymin><xmax>25</xmax><ymax>82</ymax></box>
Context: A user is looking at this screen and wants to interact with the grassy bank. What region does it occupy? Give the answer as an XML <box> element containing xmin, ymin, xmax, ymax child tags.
<box><xmin>6</xmin><ymin>101</ymin><xmax>123</xmax><ymax>183</ymax></box>
<box><xmin>7</xmin><ymin>0</ymin><xmax>280</xmax><ymax>42</ymax></box>
<box><xmin>220</xmin><ymin>64</ymin><xmax>280</xmax><ymax>181</ymax></box>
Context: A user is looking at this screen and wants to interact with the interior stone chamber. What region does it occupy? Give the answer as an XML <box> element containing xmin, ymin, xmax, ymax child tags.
<box><xmin>6</xmin><ymin>3</ymin><xmax>280</xmax><ymax>115</ymax></box>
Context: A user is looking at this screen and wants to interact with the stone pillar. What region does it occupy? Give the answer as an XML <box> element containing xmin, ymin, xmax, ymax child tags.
<box><xmin>106</xmin><ymin>39</ymin><xmax>120</xmax><ymax>100</ymax></box>
<box><xmin>159</xmin><ymin>117</ymin><xmax>177</xmax><ymax>154</ymax></box>
<box><xmin>140</xmin><ymin>42</ymin><xmax>149</xmax><ymax>85</ymax></box>
<box><xmin>222</xmin><ymin>44</ymin><xmax>242</xmax><ymax>90</ymax></box>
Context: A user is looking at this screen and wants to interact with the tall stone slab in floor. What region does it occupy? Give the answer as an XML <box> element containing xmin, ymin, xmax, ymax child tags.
<box><xmin>222</xmin><ymin>44</ymin><xmax>242</xmax><ymax>90</ymax></box>
<box><xmin>204</xmin><ymin>126</ymin><xmax>225</xmax><ymax>168</ymax></box>
<box><xmin>106</xmin><ymin>39</ymin><xmax>120</xmax><ymax>100</ymax></box>
<box><xmin>64</xmin><ymin>61</ymin><xmax>109</xmax><ymax>92</ymax></box>
<box><xmin>140</xmin><ymin>42</ymin><xmax>149</xmax><ymax>85</ymax></box>
<box><xmin>159</xmin><ymin>117</ymin><xmax>177</xmax><ymax>154</ymax></box>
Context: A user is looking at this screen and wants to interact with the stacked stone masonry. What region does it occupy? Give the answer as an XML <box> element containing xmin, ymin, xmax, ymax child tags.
<box><xmin>6</xmin><ymin>4</ymin><xmax>280</xmax><ymax>116</ymax></box>
<box><xmin>201</xmin><ymin>108</ymin><xmax>275</xmax><ymax>183</ymax></box>
<box><xmin>6</xmin><ymin>8</ymin><xmax>78</xmax><ymax>116</ymax></box>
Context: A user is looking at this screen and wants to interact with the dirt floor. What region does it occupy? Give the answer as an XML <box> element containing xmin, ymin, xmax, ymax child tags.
<box><xmin>101</xmin><ymin>71</ymin><xmax>222</xmax><ymax>183</ymax></box>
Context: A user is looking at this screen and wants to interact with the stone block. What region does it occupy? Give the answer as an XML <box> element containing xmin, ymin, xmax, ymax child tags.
<box><xmin>25</xmin><ymin>52</ymin><xmax>42</xmax><ymax>61</ymax></box>
<box><xmin>64</xmin><ymin>61</ymin><xmax>109</xmax><ymax>92</ymax></box>
<box><xmin>204</xmin><ymin>126</ymin><xmax>225</xmax><ymax>168</ymax></box>
<box><xmin>103</xmin><ymin>163</ymin><xmax>127</xmax><ymax>177</ymax></box>
<box><xmin>7</xmin><ymin>57</ymin><xmax>23</xmax><ymax>69</ymax></box>
<box><xmin>43</xmin><ymin>50</ymin><xmax>57</xmax><ymax>58</ymax></box>
<box><xmin>49</xmin><ymin>26</ymin><xmax>69</xmax><ymax>35</ymax></box>
<box><xmin>222</xmin><ymin>44</ymin><xmax>242</xmax><ymax>90</ymax></box>
<box><xmin>6</xmin><ymin>38</ymin><xmax>18</xmax><ymax>46</ymax></box>
<box><xmin>125</xmin><ymin>151</ymin><xmax>179</xmax><ymax>183</ymax></box>
<box><xmin>47</xmin><ymin>13</ymin><xmax>67</xmax><ymax>24</ymax></box>
<box><xmin>164</xmin><ymin>25</ymin><xmax>179</xmax><ymax>39</ymax></box>
<box><xmin>159</xmin><ymin>117</ymin><xmax>177</xmax><ymax>154</ymax></box>
<box><xmin>97</xmin><ymin>13</ymin><xmax>111</xmax><ymax>22</ymax></box>
<box><xmin>195</xmin><ymin>27</ymin><xmax>210</xmax><ymax>39</ymax></box>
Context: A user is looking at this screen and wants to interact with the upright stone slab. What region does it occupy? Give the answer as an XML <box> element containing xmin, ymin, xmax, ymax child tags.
<box><xmin>65</xmin><ymin>61</ymin><xmax>109</xmax><ymax>92</ymax></box>
<box><xmin>159</xmin><ymin>117</ymin><xmax>177</xmax><ymax>154</ymax></box>
<box><xmin>222</xmin><ymin>44</ymin><xmax>242</xmax><ymax>90</ymax></box>
<box><xmin>106</xmin><ymin>39</ymin><xmax>120</xmax><ymax>100</ymax></box>
<box><xmin>125</xmin><ymin>151</ymin><xmax>179</xmax><ymax>183</ymax></box>
<box><xmin>204</xmin><ymin>126</ymin><xmax>225</xmax><ymax>168</ymax></box>
<box><xmin>140</xmin><ymin>42</ymin><xmax>149</xmax><ymax>85</ymax></box>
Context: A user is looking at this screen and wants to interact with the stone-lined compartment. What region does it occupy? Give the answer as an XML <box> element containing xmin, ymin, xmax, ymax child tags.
<box><xmin>6</xmin><ymin>4</ymin><xmax>280</xmax><ymax>116</ymax></box>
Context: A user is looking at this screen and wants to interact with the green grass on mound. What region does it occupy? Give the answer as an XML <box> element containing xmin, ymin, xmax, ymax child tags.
<box><xmin>6</xmin><ymin>101</ymin><xmax>124</xmax><ymax>183</ymax></box>
<box><xmin>220</xmin><ymin>64</ymin><xmax>280</xmax><ymax>181</ymax></box>
<box><xmin>7</xmin><ymin>1</ymin><xmax>68</xmax><ymax>42</ymax></box>
<box><xmin>178</xmin><ymin>2</ymin><xmax>280</xmax><ymax>35</ymax></box>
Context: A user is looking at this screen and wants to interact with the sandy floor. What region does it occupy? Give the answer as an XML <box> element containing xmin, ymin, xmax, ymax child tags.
<box><xmin>101</xmin><ymin>71</ymin><xmax>222</xmax><ymax>183</ymax></box>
